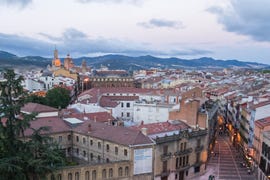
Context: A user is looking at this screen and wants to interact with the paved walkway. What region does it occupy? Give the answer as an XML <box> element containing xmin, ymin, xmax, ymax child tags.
<box><xmin>200</xmin><ymin>134</ymin><xmax>256</xmax><ymax>180</ymax></box>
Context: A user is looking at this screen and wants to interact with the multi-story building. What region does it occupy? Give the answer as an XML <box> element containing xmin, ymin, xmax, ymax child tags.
<box><xmin>258</xmin><ymin>130</ymin><xmax>270</xmax><ymax>180</ymax></box>
<box><xmin>22</xmin><ymin>103</ymin><xmax>155</xmax><ymax>180</ymax></box>
<box><xmin>130</xmin><ymin>120</ymin><xmax>208</xmax><ymax>180</ymax></box>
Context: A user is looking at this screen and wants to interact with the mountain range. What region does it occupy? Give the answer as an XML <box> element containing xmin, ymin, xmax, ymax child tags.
<box><xmin>0</xmin><ymin>50</ymin><xmax>269</xmax><ymax>71</ymax></box>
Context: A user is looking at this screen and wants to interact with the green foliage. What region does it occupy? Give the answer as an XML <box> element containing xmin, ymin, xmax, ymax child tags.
<box><xmin>0</xmin><ymin>69</ymin><xmax>66</xmax><ymax>180</ymax></box>
<box><xmin>262</xmin><ymin>69</ymin><xmax>270</xmax><ymax>74</ymax></box>
<box><xmin>25</xmin><ymin>94</ymin><xmax>47</xmax><ymax>105</ymax></box>
<box><xmin>45</xmin><ymin>87</ymin><xmax>71</xmax><ymax>109</ymax></box>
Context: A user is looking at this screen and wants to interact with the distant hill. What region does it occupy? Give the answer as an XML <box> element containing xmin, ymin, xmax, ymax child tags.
<box><xmin>0</xmin><ymin>50</ymin><xmax>269</xmax><ymax>70</ymax></box>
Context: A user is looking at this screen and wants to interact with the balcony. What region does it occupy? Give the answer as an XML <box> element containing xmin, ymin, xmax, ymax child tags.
<box><xmin>174</xmin><ymin>148</ymin><xmax>192</xmax><ymax>156</ymax></box>
<box><xmin>176</xmin><ymin>164</ymin><xmax>190</xmax><ymax>172</ymax></box>
<box><xmin>161</xmin><ymin>170</ymin><xmax>170</xmax><ymax>177</ymax></box>
<box><xmin>161</xmin><ymin>152</ymin><xmax>172</xmax><ymax>161</ymax></box>
<box><xmin>195</xmin><ymin>145</ymin><xmax>204</xmax><ymax>152</ymax></box>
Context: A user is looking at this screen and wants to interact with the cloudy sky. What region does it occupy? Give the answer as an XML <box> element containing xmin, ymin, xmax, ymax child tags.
<box><xmin>0</xmin><ymin>0</ymin><xmax>270</xmax><ymax>64</ymax></box>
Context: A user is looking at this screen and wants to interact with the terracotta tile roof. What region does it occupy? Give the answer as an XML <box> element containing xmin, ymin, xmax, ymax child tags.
<box><xmin>251</xmin><ymin>101</ymin><xmax>270</xmax><ymax>109</ymax></box>
<box><xmin>129</xmin><ymin>120</ymin><xmax>189</xmax><ymax>135</ymax></box>
<box><xmin>255</xmin><ymin>117</ymin><xmax>270</xmax><ymax>129</ymax></box>
<box><xmin>21</xmin><ymin>103</ymin><xmax>58</xmax><ymax>113</ymax></box>
<box><xmin>73</xmin><ymin>121</ymin><xmax>153</xmax><ymax>146</ymax></box>
<box><xmin>24</xmin><ymin>116</ymin><xmax>71</xmax><ymax>137</ymax></box>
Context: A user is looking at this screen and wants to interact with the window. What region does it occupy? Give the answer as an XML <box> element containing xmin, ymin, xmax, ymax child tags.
<box><xmin>115</xmin><ymin>147</ymin><xmax>118</xmax><ymax>155</ymax></box>
<box><xmin>68</xmin><ymin>147</ymin><xmax>71</xmax><ymax>154</ymax></box>
<box><xmin>121</xmin><ymin>103</ymin><xmax>124</xmax><ymax>107</ymax></box>
<box><xmin>58</xmin><ymin>136</ymin><xmax>62</xmax><ymax>143</ymax></box>
<box><xmin>106</xmin><ymin>158</ymin><xmax>110</xmax><ymax>163</ymax></box>
<box><xmin>124</xmin><ymin>149</ymin><xmax>128</xmax><ymax>156</ymax></box>
<box><xmin>57</xmin><ymin>174</ymin><xmax>62</xmax><ymax>180</ymax></box>
<box><xmin>92</xmin><ymin>170</ymin><xmax>96</xmax><ymax>180</ymax></box>
<box><xmin>76</xmin><ymin>148</ymin><xmax>79</xmax><ymax>155</ymax></box>
<box><xmin>127</xmin><ymin>112</ymin><xmax>130</xmax><ymax>117</ymax></box>
<box><xmin>98</xmin><ymin>155</ymin><xmax>101</xmax><ymax>162</ymax></box>
<box><xmin>90</xmin><ymin>153</ymin><xmax>93</xmax><ymax>161</ymax></box>
<box><xmin>75</xmin><ymin>172</ymin><xmax>79</xmax><ymax>180</ymax></box>
<box><xmin>83</xmin><ymin>151</ymin><xmax>86</xmax><ymax>157</ymax></box>
<box><xmin>162</xmin><ymin>161</ymin><xmax>167</xmax><ymax>172</ymax></box>
<box><xmin>118</xmin><ymin>167</ymin><xmax>123</xmax><ymax>177</ymax></box>
<box><xmin>197</xmin><ymin>138</ymin><xmax>201</xmax><ymax>147</ymax></box>
<box><xmin>186</xmin><ymin>155</ymin><xmax>189</xmax><ymax>165</ymax></box>
<box><xmin>106</xmin><ymin>144</ymin><xmax>110</xmax><ymax>152</ymax></box>
<box><xmin>196</xmin><ymin>153</ymin><xmax>200</xmax><ymax>163</ymax></box>
<box><xmin>68</xmin><ymin>134</ymin><xmax>71</xmax><ymax>141</ymax></box>
<box><xmin>83</xmin><ymin>137</ymin><xmax>86</xmax><ymax>145</ymax></box>
<box><xmin>90</xmin><ymin>139</ymin><xmax>93</xmax><ymax>146</ymax></box>
<box><xmin>179</xmin><ymin>157</ymin><xmax>182</xmax><ymax>166</ymax></box>
<box><xmin>194</xmin><ymin>166</ymin><xmax>200</xmax><ymax>173</ymax></box>
<box><xmin>102</xmin><ymin>169</ymin><xmax>107</xmax><ymax>178</ymax></box>
<box><xmin>183</xmin><ymin>156</ymin><xmax>186</xmax><ymax>166</ymax></box>
<box><xmin>109</xmin><ymin>168</ymin><xmax>113</xmax><ymax>178</ymax></box>
<box><xmin>180</xmin><ymin>143</ymin><xmax>183</xmax><ymax>151</ymax></box>
<box><xmin>98</xmin><ymin>142</ymin><xmax>101</xmax><ymax>149</ymax></box>
<box><xmin>76</xmin><ymin>136</ymin><xmax>79</xmax><ymax>142</ymax></box>
<box><xmin>163</xmin><ymin>145</ymin><xmax>168</xmax><ymax>154</ymax></box>
<box><xmin>176</xmin><ymin>157</ymin><xmax>179</xmax><ymax>168</ymax></box>
<box><xmin>68</xmin><ymin>173</ymin><xmax>72</xmax><ymax>180</ymax></box>
<box><xmin>126</xmin><ymin>103</ymin><xmax>130</xmax><ymax>108</ymax></box>
<box><xmin>184</xmin><ymin>142</ymin><xmax>187</xmax><ymax>150</ymax></box>
<box><xmin>85</xmin><ymin>171</ymin><xmax>89</xmax><ymax>180</ymax></box>
<box><xmin>121</xmin><ymin>112</ymin><xmax>124</xmax><ymax>117</ymax></box>
<box><xmin>125</xmin><ymin>166</ymin><xmax>129</xmax><ymax>176</ymax></box>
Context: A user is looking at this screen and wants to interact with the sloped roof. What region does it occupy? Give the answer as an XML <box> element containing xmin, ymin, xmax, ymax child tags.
<box><xmin>73</xmin><ymin>120</ymin><xmax>153</xmax><ymax>146</ymax></box>
<box><xmin>129</xmin><ymin>120</ymin><xmax>189</xmax><ymax>135</ymax></box>
<box><xmin>23</xmin><ymin>116</ymin><xmax>71</xmax><ymax>137</ymax></box>
<box><xmin>21</xmin><ymin>103</ymin><xmax>58</xmax><ymax>113</ymax></box>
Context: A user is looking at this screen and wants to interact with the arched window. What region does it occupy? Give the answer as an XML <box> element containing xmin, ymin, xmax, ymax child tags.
<box><xmin>68</xmin><ymin>173</ymin><xmax>72</xmax><ymax>180</ymax></box>
<box><xmin>118</xmin><ymin>167</ymin><xmax>123</xmax><ymax>177</ymax></box>
<box><xmin>109</xmin><ymin>168</ymin><xmax>113</xmax><ymax>178</ymax></box>
<box><xmin>102</xmin><ymin>169</ymin><xmax>107</xmax><ymax>179</ymax></box>
<box><xmin>125</xmin><ymin>166</ymin><xmax>129</xmax><ymax>176</ymax></box>
<box><xmin>85</xmin><ymin>171</ymin><xmax>89</xmax><ymax>180</ymax></box>
<box><xmin>57</xmin><ymin>174</ymin><xmax>62</xmax><ymax>180</ymax></box>
<box><xmin>92</xmin><ymin>170</ymin><xmax>96</xmax><ymax>180</ymax></box>
<box><xmin>75</xmin><ymin>172</ymin><xmax>79</xmax><ymax>180</ymax></box>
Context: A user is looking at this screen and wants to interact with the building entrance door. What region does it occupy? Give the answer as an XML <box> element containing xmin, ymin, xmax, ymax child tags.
<box><xmin>179</xmin><ymin>171</ymin><xmax>184</xmax><ymax>180</ymax></box>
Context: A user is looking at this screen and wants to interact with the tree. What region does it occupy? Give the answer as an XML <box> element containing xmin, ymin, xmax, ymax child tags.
<box><xmin>25</xmin><ymin>94</ymin><xmax>47</xmax><ymax>105</ymax></box>
<box><xmin>45</xmin><ymin>87</ymin><xmax>71</xmax><ymax>109</ymax></box>
<box><xmin>0</xmin><ymin>69</ymin><xmax>66</xmax><ymax>180</ymax></box>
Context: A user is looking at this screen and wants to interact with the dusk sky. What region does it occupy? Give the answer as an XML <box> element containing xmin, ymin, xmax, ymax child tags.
<box><xmin>0</xmin><ymin>0</ymin><xmax>270</xmax><ymax>64</ymax></box>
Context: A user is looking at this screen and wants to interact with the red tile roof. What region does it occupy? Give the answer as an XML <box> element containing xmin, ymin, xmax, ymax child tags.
<box><xmin>24</xmin><ymin>116</ymin><xmax>71</xmax><ymax>137</ymax></box>
<box><xmin>73</xmin><ymin>120</ymin><xmax>153</xmax><ymax>146</ymax></box>
<box><xmin>255</xmin><ymin>117</ymin><xmax>270</xmax><ymax>129</ymax></box>
<box><xmin>129</xmin><ymin>120</ymin><xmax>189</xmax><ymax>135</ymax></box>
<box><xmin>21</xmin><ymin>103</ymin><xmax>58</xmax><ymax>113</ymax></box>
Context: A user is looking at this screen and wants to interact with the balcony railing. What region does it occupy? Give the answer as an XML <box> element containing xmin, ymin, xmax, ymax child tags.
<box><xmin>161</xmin><ymin>152</ymin><xmax>172</xmax><ymax>161</ymax></box>
<box><xmin>175</xmin><ymin>164</ymin><xmax>190</xmax><ymax>172</ymax></box>
<box><xmin>174</xmin><ymin>148</ymin><xmax>192</xmax><ymax>156</ymax></box>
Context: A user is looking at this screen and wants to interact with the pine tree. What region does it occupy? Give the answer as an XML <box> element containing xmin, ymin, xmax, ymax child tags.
<box><xmin>0</xmin><ymin>69</ymin><xmax>65</xmax><ymax>180</ymax></box>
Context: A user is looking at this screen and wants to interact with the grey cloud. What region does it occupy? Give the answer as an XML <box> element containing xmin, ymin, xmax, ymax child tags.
<box><xmin>138</xmin><ymin>18</ymin><xmax>185</xmax><ymax>29</ymax></box>
<box><xmin>0</xmin><ymin>0</ymin><xmax>32</xmax><ymax>8</ymax></box>
<box><xmin>0</xmin><ymin>28</ymin><xmax>212</xmax><ymax>57</ymax></box>
<box><xmin>208</xmin><ymin>0</ymin><xmax>270</xmax><ymax>42</ymax></box>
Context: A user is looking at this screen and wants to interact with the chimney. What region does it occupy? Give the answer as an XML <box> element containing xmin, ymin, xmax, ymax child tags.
<box><xmin>141</xmin><ymin>120</ymin><xmax>144</xmax><ymax>125</ymax></box>
<box><xmin>141</xmin><ymin>128</ymin><xmax>148</xmax><ymax>136</ymax></box>
<box><xmin>94</xmin><ymin>116</ymin><xmax>97</xmax><ymax>122</ymax></box>
<box><xmin>88</xmin><ymin>124</ymin><xmax>91</xmax><ymax>133</ymax></box>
